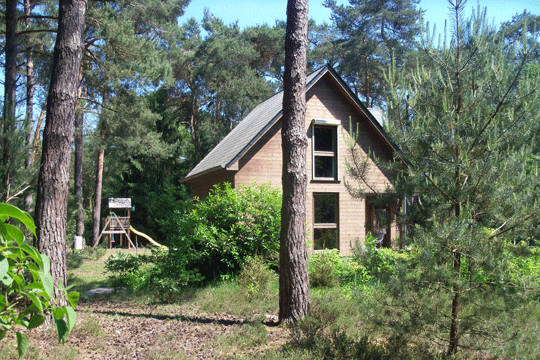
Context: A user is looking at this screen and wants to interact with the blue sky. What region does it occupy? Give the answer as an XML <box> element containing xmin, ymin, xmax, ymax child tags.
<box><xmin>181</xmin><ymin>0</ymin><xmax>540</xmax><ymax>30</ymax></box>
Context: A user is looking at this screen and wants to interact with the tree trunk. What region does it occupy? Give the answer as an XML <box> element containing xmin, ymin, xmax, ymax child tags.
<box><xmin>24</xmin><ymin>0</ymin><xmax>35</xmax><ymax>212</ymax></box>
<box><xmin>74</xmin><ymin>78</ymin><xmax>85</xmax><ymax>238</ymax></box>
<box><xmin>448</xmin><ymin>251</ymin><xmax>461</xmax><ymax>355</ymax></box>
<box><xmin>34</xmin><ymin>0</ymin><xmax>87</xmax><ymax>302</ymax></box>
<box><xmin>2</xmin><ymin>0</ymin><xmax>17</xmax><ymax>201</ymax></box>
<box><xmin>91</xmin><ymin>145</ymin><xmax>104</xmax><ymax>247</ymax></box>
<box><xmin>278</xmin><ymin>0</ymin><xmax>310</xmax><ymax>325</ymax></box>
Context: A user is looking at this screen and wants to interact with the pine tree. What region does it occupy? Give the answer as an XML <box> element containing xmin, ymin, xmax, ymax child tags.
<box><xmin>35</xmin><ymin>0</ymin><xmax>87</xmax><ymax>301</ymax></box>
<box><xmin>279</xmin><ymin>0</ymin><xmax>310</xmax><ymax>325</ymax></box>
<box><xmin>382</xmin><ymin>1</ymin><xmax>540</xmax><ymax>354</ymax></box>
<box><xmin>323</xmin><ymin>0</ymin><xmax>421</xmax><ymax>106</ymax></box>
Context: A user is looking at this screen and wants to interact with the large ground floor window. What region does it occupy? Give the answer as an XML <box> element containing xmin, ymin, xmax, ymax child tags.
<box><xmin>365</xmin><ymin>197</ymin><xmax>392</xmax><ymax>247</ymax></box>
<box><xmin>313</xmin><ymin>193</ymin><xmax>338</xmax><ymax>250</ymax></box>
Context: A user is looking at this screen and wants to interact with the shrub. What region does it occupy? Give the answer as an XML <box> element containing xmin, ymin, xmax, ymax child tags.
<box><xmin>288</xmin><ymin>292</ymin><xmax>386</xmax><ymax>359</ymax></box>
<box><xmin>308</xmin><ymin>249</ymin><xmax>371</xmax><ymax>288</ymax></box>
<box><xmin>237</xmin><ymin>256</ymin><xmax>276</xmax><ymax>301</ymax></box>
<box><xmin>0</xmin><ymin>203</ymin><xmax>78</xmax><ymax>358</ymax></box>
<box><xmin>174</xmin><ymin>182</ymin><xmax>281</xmax><ymax>281</ymax></box>
<box><xmin>308</xmin><ymin>250</ymin><xmax>341</xmax><ymax>288</ymax></box>
<box><xmin>104</xmin><ymin>249</ymin><xmax>202</xmax><ymax>302</ymax></box>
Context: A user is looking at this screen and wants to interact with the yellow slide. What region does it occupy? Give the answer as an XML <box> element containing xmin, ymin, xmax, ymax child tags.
<box><xmin>129</xmin><ymin>226</ymin><xmax>168</xmax><ymax>249</ymax></box>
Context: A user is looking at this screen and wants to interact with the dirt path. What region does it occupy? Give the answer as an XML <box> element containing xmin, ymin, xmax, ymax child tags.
<box><xmin>1</xmin><ymin>298</ymin><xmax>288</xmax><ymax>359</ymax></box>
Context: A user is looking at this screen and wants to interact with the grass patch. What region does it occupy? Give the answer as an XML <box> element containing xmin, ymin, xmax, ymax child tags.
<box><xmin>67</xmin><ymin>247</ymin><xmax>150</xmax><ymax>294</ymax></box>
<box><xmin>196</xmin><ymin>277</ymin><xmax>278</xmax><ymax>318</ymax></box>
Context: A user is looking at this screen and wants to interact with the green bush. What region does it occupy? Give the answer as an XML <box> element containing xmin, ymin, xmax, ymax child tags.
<box><xmin>354</xmin><ymin>232</ymin><xmax>416</xmax><ymax>283</ymax></box>
<box><xmin>308</xmin><ymin>249</ymin><xmax>371</xmax><ymax>289</ymax></box>
<box><xmin>237</xmin><ymin>256</ymin><xmax>276</xmax><ymax>301</ymax></box>
<box><xmin>308</xmin><ymin>250</ymin><xmax>341</xmax><ymax>288</ymax></box>
<box><xmin>104</xmin><ymin>249</ymin><xmax>202</xmax><ymax>302</ymax></box>
<box><xmin>288</xmin><ymin>292</ymin><xmax>386</xmax><ymax>359</ymax></box>
<box><xmin>174</xmin><ymin>182</ymin><xmax>281</xmax><ymax>281</ymax></box>
<box><xmin>0</xmin><ymin>203</ymin><xmax>78</xmax><ymax>358</ymax></box>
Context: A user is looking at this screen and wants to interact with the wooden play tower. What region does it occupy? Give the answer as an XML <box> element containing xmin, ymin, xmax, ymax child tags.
<box><xmin>97</xmin><ymin>198</ymin><xmax>135</xmax><ymax>248</ymax></box>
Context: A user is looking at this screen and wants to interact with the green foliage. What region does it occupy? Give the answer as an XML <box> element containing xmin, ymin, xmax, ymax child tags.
<box><xmin>355</xmin><ymin>233</ymin><xmax>416</xmax><ymax>283</ymax></box>
<box><xmin>105</xmin><ymin>181</ymin><xmax>282</xmax><ymax>302</ymax></box>
<box><xmin>0</xmin><ymin>204</ymin><xmax>78</xmax><ymax>358</ymax></box>
<box><xmin>237</xmin><ymin>256</ymin><xmax>276</xmax><ymax>301</ymax></box>
<box><xmin>104</xmin><ymin>249</ymin><xmax>203</xmax><ymax>303</ymax></box>
<box><xmin>288</xmin><ymin>292</ymin><xmax>386</xmax><ymax>359</ymax></box>
<box><xmin>175</xmin><ymin>182</ymin><xmax>281</xmax><ymax>281</ymax></box>
<box><xmin>377</xmin><ymin>1</ymin><xmax>540</xmax><ymax>354</ymax></box>
<box><xmin>308</xmin><ymin>250</ymin><xmax>341</xmax><ymax>288</ymax></box>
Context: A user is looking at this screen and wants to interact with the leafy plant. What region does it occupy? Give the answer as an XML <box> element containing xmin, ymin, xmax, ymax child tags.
<box><xmin>237</xmin><ymin>256</ymin><xmax>276</xmax><ymax>301</ymax></box>
<box><xmin>0</xmin><ymin>203</ymin><xmax>78</xmax><ymax>358</ymax></box>
<box><xmin>174</xmin><ymin>182</ymin><xmax>281</xmax><ymax>281</ymax></box>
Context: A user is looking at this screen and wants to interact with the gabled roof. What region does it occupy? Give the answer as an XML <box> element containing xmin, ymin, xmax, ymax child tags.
<box><xmin>182</xmin><ymin>64</ymin><xmax>396</xmax><ymax>182</ymax></box>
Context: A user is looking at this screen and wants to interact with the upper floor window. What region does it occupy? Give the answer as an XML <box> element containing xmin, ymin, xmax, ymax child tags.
<box><xmin>312</xmin><ymin>120</ymin><xmax>340</xmax><ymax>180</ymax></box>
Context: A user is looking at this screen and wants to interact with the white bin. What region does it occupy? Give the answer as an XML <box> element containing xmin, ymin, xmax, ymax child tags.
<box><xmin>73</xmin><ymin>236</ymin><xmax>84</xmax><ymax>250</ymax></box>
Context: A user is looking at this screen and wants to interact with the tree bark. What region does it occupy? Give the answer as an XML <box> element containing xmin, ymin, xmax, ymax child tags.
<box><xmin>2</xmin><ymin>0</ymin><xmax>18</xmax><ymax>201</ymax></box>
<box><xmin>91</xmin><ymin>145</ymin><xmax>104</xmax><ymax>247</ymax></box>
<box><xmin>34</xmin><ymin>0</ymin><xmax>87</xmax><ymax>302</ymax></box>
<box><xmin>24</xmin><ymin>0</ymin><xmax>35</xmax><ymax>212</ymax></box>
<box><xmin>74</xmin><ymin>77</ymin><xmax>85</xmax><ymax>238</ymax></box>
<box><xmin>278</xmin><ymin>0</ymin><xmax>310</xmax><ymax>325</ymax></box>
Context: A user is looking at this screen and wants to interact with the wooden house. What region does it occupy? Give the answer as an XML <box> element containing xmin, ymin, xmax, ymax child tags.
<box><xmin>181</xmin><ymin>65</ymin><xmax>400</xmax><ymax>255</ymax></box>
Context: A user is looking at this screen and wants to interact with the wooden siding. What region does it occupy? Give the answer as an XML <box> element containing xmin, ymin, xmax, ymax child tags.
<box><xmin>190</xmin><ymin>169</ymin><xmax>235</xmax><ymax>199</ymax></box>
<box><xmin>235</xmin><ymin>120</ymin><xmax>283</xmax><ymax>188</ymax></box>
<box><xmin>229</xmin><ymin>73</ymin><xmax>398</xmax><ymax>255</ymax></box>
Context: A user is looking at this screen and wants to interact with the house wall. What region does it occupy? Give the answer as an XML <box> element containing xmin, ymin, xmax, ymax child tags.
<box><xmin>190</xmin><ymin>169</ymin><xmax>235</xmax><ymax>199</ymax></box>
<box><xmin>232</xmin><ymin>74</ymin><xmax>397</xmax><ymax>255</ymax></box>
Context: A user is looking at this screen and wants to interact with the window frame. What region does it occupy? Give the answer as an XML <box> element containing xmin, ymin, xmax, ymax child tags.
<box><xmin>313</xmin><ymin>192</ymin><xmax>339</xmax><ymax>251</ymax></box>
<box><xmin>312</xmin><ymin>119</ymin><xmax>340</xmax><ymax>181</ymax></box>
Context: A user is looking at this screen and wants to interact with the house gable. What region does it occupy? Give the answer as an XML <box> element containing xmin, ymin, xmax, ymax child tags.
<box><xmin>183</xmin><ymin>65</ymin><xmax>400</xmax><ymax>254</ymax></box>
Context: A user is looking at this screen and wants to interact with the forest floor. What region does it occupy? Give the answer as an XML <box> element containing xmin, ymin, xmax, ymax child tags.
<box><xmin>0</xmin><ymin>249</ymin><xmax>290</xmax><ymax>360</ymax></box>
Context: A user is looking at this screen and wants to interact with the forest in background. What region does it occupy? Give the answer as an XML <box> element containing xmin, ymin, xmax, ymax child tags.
<box><xmin>0</xmin><ymin>0</ymin><xmax>539</xmax><ymax>247</ymax></box>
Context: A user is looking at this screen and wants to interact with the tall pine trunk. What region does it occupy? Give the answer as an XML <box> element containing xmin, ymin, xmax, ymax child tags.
<box><xmin>91</xmin><ymin>90</ymin><xmax>108</xmax><ymax>248</ymax></box>
<box><xmin>278</xmin><ymin>0</ymin><xmax>310</xmax><ymax>325</ymax></box>
<box><xmin>24</xmin><ymin>0</ymin><xmax>35</xmax><ymax>212</ymax></box>
<box><xmin>74</xmin><ymin>77</ymin><xmax>85</xmax><ymax>238</ymax></box>
<box><xmin>34</xmin><ymin>0</ymin><xmax>87</xmax><ymax>302</ymax></box>
<box><xmin>2</xmin><ymin>0</ymin><xmax>17</xmax><ymax>200</ymax></box>
<box><xmin>91</xmin><ymin>145</ymin><xmax>104</xmax><ymax>247</ymax></box>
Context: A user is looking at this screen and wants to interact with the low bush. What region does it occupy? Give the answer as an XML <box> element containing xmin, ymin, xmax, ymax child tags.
<box><xmin>308</xmin><ymin>249</ymin><xmax>371</xmax><ymax>289</ymax></box>
<box><xmin>237</xmin><ymin>256</ymin><xmax>276</xmax><ymax>301</ymax></box>
<box><xmin>104</xmin><ymin>249</ymin><xmax>202</xmax><ymax>302</ymax></box>
<box><xmin>288</xmin><ymin>291</ymin><xmax>386</xmax><ymax>359</ymax></box>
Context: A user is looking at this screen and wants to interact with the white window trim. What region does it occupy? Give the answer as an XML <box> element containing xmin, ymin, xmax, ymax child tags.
<box><xmin>313</xmin><ymin>192</ymin><xmax>339</xmax><ymax>251</ymax></box>
<box><xmin>312</xmin><ymin>120</ymin><xmax>340</xmax><ymax>181</ymax></box>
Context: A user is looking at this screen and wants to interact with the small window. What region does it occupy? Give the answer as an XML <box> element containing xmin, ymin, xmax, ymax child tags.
<box><xmin>313</xmin><ymin>125</ymin><xmax>337</xmax><ymax>180</ymax></box>
<box><xmin>313</xmin><ymin>193</ymin><xmax>338</xmax><ymax>250</ymax></box>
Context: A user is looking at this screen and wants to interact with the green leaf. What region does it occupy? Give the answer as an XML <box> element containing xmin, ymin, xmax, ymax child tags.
<box><xmin>16</xmin><ymin>332</ymin><xmax>29</xmax><ymax>358</ymax></box>
<box><xmin>65</xmin><ymin>306</ymin><xmax>76</xmax><ymax>332</ymax></box>
<box><xmin>0</xmin><ymin>255</ymin><xmax>8</xmax><ymax>279</ymax></box>
<box><xmin>66</xmin><ymin>291</ymin><xmax>80</xmax><ymax>309</ymax></box>
<box><xmin>52</xmin><ymin>307</ymin><xmax>66</xmax><ymax>320</ymax></box>
<box><xmin>0</xmin><ymin>330</ymin><xmax>6</xmax><ymax>341</ymax></box>
<box><xmin>40</xmin><ymin>254</ymin><xmax>50</xmax><ymax>274</ymax></box>
<box><xmin>20</xmin><ymin>244</ymin><xmax>42</xmax><ymax>266</ymax></box>
<box><xmin>38</xmin><ymin>270</ymin><xmax>54</xmax><ymax>300</ymax></box>
<box><xmin>0</xmin><ymin>204</ymin><xmax>36</xmax><ymax>237</ymax></box>
<box><xmin>27</xmin><ymin>292</ymin><xmax>44</xmax><ymax>313</ymax></box>
<box><xmin>27</xmin><ymin>314</ymin><xmax>46</xmax><ymax>330</ymax></box>
<box><xmin>55</xmin><ymin>319</ymin><xmax>69</xmax><ymax>344</ymax></box>
<box><xmin>3</xmin><ymin>223</ymin><xmax>25</xmax><ymax>245</ymax></box>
